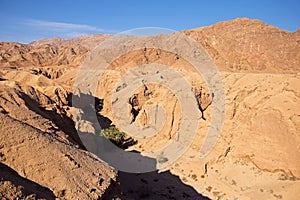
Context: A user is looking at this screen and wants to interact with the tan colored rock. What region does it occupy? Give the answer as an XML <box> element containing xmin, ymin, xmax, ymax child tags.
<box><xmin>0</xmin><ymin>18</ymin><xmax>300</xmax><ymax>200</ymax></box>
<box><xmin>0</xmin><ymin>42</ymin><xmax>88</xmax><ymax>68</ymax></box>
<box><xmin>0</xmin><ymin>81</ymin><xmax>119</xmax><ymax>199</ymax></box>
<box><xmin>29</xmin><ymin>34</ymin><xmax>111</xmax><ymax>50</ymax></box>
<box><xmin>183</xmin><ymin>18</ymin><xmax>300</xmax><ymax>73</ymax></box>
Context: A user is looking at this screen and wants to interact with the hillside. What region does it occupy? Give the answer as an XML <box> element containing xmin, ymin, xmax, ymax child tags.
<box><xmin>1</xmin><ymin>18</ymin><xmax>299</xmax><ymax>73</ymax></box>
<box><xmin>0</xmin><ymin>18</ymin><xmax>299</xmax><ymax>199</ymax></box>
<box><xmin>29</xmin><ymin>34</ymin><xmax>111</xmax><ymax>50</ymax></box>
<box><xmin>184</xmin><ymin>18</ymin><xmax>300</xmax><ymax>73</ymax></box>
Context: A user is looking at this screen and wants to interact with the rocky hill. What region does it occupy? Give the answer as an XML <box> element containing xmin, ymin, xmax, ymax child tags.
<box><xmin>0</xmin><ymin>18</ymin><xmax>299</xmax><ymax>199</ymax></box>
<box><xmin>29</xmin><ymin>34</ymin><xmax>111</xmax><ymax>50</ymax></box>
<box><xmin>0</xmin><ymin>42</ymin><xmax>88</xmax><ymax>68</ymax></box>
<box><xmin>1</xmin><ymin>18</ymin><xmax>299</xmax><ymax>73</ymax></box>
<box><xmin>184</xmin><ymin>18</ymin><xmax>300</xmax><ymax>73</ymax></box>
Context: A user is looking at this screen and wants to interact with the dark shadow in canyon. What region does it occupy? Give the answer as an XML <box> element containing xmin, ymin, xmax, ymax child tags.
<box><xmin>20</xmin><ymin>90</ymin><xmax>210</xmax><ymax>199</ymax></box>
<box><xmin>118</xmin><ymin>170</ymin><xmax>211</xmax><ymax>200</ymax></box>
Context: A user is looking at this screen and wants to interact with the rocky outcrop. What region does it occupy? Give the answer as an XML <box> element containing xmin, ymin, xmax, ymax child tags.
<box><xmin>0</xmin><ymin>42</ymin><xmax>88</xmax><ymax>68</ymax></box>
<box><xmin>1</xmin><ymin>18</ymin><xmax>299</xmax><ymax>74</ymax></box>
<box><xmin>29</xmin><ymin>34</ymin><xmax>111</xmax><ymax>50</ymax></box>
<box><xmin>0</xmin><ymin>78</ymin><xmax>120</xmax><ymax>199</ymax></box>
<box><xmin>0</xmin><ymin>162</ymin><xmax>55</xmax><ymax>199</ymax></box>
<box><xmin>183</xmin><ymin>18</ymin><xmax>300</xmax><ymax>73</ymax></box>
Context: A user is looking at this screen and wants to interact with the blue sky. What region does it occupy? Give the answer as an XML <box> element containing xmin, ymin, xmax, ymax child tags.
<box><xmin>0</xmin><ymin>0</ymin><xmax>299</xmax><ymax>43</ymax></box>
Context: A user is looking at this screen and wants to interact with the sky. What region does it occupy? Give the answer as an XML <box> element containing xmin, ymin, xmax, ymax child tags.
<box><xmin>0</xmin><ymin>0</ymin><xmax>299</xmax><ymax>43</ymax></box>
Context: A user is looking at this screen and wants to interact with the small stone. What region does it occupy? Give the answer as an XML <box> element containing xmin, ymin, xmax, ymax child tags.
<box><xmin>157</xmin><ymin>156</ymin><xmax>168</xmax><ymax>163</ymax></box>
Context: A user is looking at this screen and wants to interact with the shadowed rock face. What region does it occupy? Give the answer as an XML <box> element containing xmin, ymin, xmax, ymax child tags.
<box><xmin>118</xmin><ymin>170</ymin><xmax>211</xmax><ymax>200</ymax></box>
<box><xmin>0</xmin><ymin>162</ymin><xmax>55</xmax><ymax>199</ymax></box>
<box><xmin>0</xmin><ymin>18</ymin><xmax>300</xmax><ymax>199</ymax></box>
<box><xmin>0</xmin><ymin>83</ymin><xmax>120</xmax><ymax>199</ymax></box>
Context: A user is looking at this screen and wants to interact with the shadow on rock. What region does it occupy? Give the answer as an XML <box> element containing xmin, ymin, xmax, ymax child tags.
<box><xmin>118</xmin><ymin>170</ymin><xmax>210</xmax><ymax>200</ymax></box>
<box><xmin>0</xmin><ymin>162</ymin><xmax>56</xmax><ymax>199</ymax></box>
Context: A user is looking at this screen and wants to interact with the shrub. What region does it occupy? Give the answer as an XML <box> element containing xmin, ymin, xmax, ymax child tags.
<box><xmin>101</xmin><ymin>125</ymin><xmax>125</xmax><ymax>146</ymax></box>
<box><xmin>191</xmin><ymin>174</ymin><xmax>197</xmax><ymax>181</ymax></box>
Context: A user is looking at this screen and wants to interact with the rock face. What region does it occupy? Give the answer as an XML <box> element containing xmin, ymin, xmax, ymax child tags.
<box><xmin>0</xmin><ymin>76</ymin><xmax>119</xmax><ymax>199</ymax></box>
<box><xmin>0</xmin><ymin>42</ymin><xmax>88</xmax><ymax>68</ymax></box>
<box><xmin>29</xmin><ymin>34</ymin><xmax>111</xmax><ymax>50</ymax></box>
<box><xmin>184</xmin><ymin>18</ymin><xmax>300</xmax><ymax>73</ymax></box>
<box><xmin>0</xmin><ymin>162</ymin><xmax>55</xmax><ymax>199</ymax></box>
<box><xmin>2</xmin><ymin>18</ymin><xmax>299</xmax><ymax>72</ymax></box>
<box><xmin>0</xmin><ymin>18</ymin><xmax>299</xmax><ymax>199</ymax></box>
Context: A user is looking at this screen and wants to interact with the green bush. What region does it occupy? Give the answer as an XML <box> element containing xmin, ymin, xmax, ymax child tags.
<box><xmin>101</xmin><ymin>125</ymin><xmax>125</xmax><ymax>146</ymax></box>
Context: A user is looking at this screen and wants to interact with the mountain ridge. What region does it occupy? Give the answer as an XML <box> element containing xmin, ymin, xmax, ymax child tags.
<box><xmin>1</xmin><ymin>18</ymin><xmax>299</xmax><ymax>73</ymax></box>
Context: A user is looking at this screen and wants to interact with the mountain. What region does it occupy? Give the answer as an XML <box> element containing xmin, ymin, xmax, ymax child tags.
<box><xmin>184</xmin><ymin>18</ymin><xmax>300</xmax><ymax>73</ymax></box>
<box><xmin>1</xmin><ymin>18</ymin><xmax>299</xmax><ymax>73</ymax></box>
<box><xmin>29</xmin><ymin>34</ymin><xmax>111</xmax><ymax>50</ymax></box>
<box><xmin>0</xmin><ymin>18</ymin><xmax>299</xmax><ymax>199</ymax></box>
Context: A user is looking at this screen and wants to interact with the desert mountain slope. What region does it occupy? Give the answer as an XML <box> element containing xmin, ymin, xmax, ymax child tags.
<box><xmin>0</xmin><ymin>42</ymin><xmax>88</xmax><ymax>68</ymax></box>
<box><xmin>0</xmin><ymin>78</ymin><xmax>120</xmax><ymax>199</ymax></box>
<box><xmin>0</xmin><ymin>18</ymin><xmax>299</xmax><ymax>199</ymax></box>
<box><xmin>0</xmin><ymin>162</ymin><xmax>55</xmax><ymax>199</ymax></box>
<box><xmin>29</xmin><ymin>34</ymin><xmax>111</xmax><ymax>50</ymax></box>
<box><xmin>183</xmin><ymin>18</ymin><xmax>300</xmax><ymax>73</ymax></box>
<box><xmin>1</xmin><ymin>18</ymin><xmax>299</xmax><ymax>73</ymax></box>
